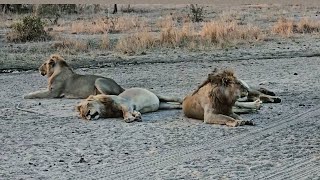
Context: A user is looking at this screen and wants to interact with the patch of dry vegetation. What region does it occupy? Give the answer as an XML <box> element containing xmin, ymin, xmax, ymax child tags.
<box><xmin>114</xmin><ymin>20</ymin><xmax>263</xmax><ymax>54</ymax></box>
<box><xmin>70</xmin><ymin>16</ymin><xmax>147</xmax><ymax>34</ymax></box>
<box><xmin>272</xmin><ymin>17</ymin><xmax>320</xmax><ymax>36</ymax></box>
<box><xmin>52</xmin><ymin>37</ymin><xmax>88</xmax><ymax>53</ymax></box>
<box><xmin>200</xmin><ymin>21</ymin><xmax>262</xmax><ymax>47</ymax></box>
<box><xmin>115</xmin><ymin>31</ymin><xmax>156</xmax><ymax>55</ymax></box>
<box><xmin>160</xmin><ymin>22</ymin><xmax>196</xmax><ymax>47</ymax></box>
<box><xmin>100</xmin><ymin>34</ymin><xmax>110</xmax><ymax>49</ymax></box>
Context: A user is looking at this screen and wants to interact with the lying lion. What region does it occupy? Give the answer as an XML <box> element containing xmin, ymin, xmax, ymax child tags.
<box><xmin>183</xmin><ymin>69</ymin><xmax>259</xmax><ymax>127</ymax></box>
<box><xmin>76</xmin><ymin>88</ymin><xmax>182</xmax><ymax>122</ymax></box>
<box><xmin>237</xmin><ymin>79</ymin><xmax>281</xmax><ymax>104</ymax></box>
<box><xmin>24</xmin><ymin>54</ymin><xmax>124</xmax><ymax>99</ymax></box>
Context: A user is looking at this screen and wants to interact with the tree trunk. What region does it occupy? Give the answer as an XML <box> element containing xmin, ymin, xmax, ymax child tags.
<box><xmin>112</xmin><ymin>4</ymin><xmax>117</xmax><ymax>14</ymax></box>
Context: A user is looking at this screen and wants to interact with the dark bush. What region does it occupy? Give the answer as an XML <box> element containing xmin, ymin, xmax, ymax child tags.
<box><xmin>189</xmin><ymin>4</ymin><xmax>204</xmax><ymax>22</ymax></box>
<box><xmin>36</xmin><ymin>4</ymin><xmax>77</xmax><ymax>17</ymax></box>
<box><xmin>0</xmin><ymin>4</ymin><xmax>33</xmax><ymax>14</ymax></box>
<box><xmin>6</xmin><ymin>16</ymin><xmax>50</xmax><ymax>42</ymax></box>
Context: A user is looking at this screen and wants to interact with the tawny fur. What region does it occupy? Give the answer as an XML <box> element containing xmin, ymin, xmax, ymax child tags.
<box><xmin>24</xmin><ymin>54</ymin><xmax>124</xmax><ymax>99</ymax></box>
<box><xmin>76</xmin><ymin>88</ymin><xmax>182</xmax><ymax>123</ymax></box>
<box><xmin>183</xmin><ymin>69</ymin><xmax>255</xmax><ymax>127</ymax></box>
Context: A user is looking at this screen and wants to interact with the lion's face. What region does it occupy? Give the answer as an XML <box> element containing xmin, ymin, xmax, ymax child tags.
<box><xmin>39</xmin><ymin>58</ymin><xmax>55</xmax><ymax>77</ymax></box>
<box><xmin>76</xmin><ymin>96</ymin><xmax>104</xmax><ymax>120</ymax></box>
<box><xmin>39</xmin><ymin>54</ymin><xmax>67</xmax><ymax>77</ymax></box>
<box><xmin>209</xmin><ymin>69</ymin><xmax>246</xmax><ymax>105</ymax></box>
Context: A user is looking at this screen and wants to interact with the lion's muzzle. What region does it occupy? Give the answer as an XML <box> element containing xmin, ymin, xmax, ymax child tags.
<box><xmin>85</xmin><ymin>110</ymin><xmax>100</xmax><ymax>120</ymax></box>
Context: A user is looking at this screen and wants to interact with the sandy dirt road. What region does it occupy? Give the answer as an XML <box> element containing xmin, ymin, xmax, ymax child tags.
<box><xmin>0</xmin><ymin>56</ymin><xmax>319</xmax><ymax>179</ymax></box>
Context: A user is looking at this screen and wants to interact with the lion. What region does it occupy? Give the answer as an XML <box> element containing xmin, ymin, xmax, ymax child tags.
<box><xmin>23</xmin><ymin>54</ymin><xmax>124</xmax><ymax>99</ymax></box>
<box><xmin>76</xmin><ymin>88</ymin><xmax>182</xmax><ymax>122</ymax></box>
<box><xmin>182</xmin><ymin>68</ymin><xmax>258</xmax><ymax>127</ymax></box>
<box><xmin>237</xmin><ymin>79</ymin><xmax>281</xmax><ymax>103</ymax></box>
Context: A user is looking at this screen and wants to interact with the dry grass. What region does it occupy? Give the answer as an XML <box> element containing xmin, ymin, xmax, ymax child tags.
<box><xmin>115</xmin><ymin>31</ymin><xmax>156</xmax><ymax>55</ymax></box>
<box><xmin>199</xmin><ymin>21</ymin><xmax>262</xmax><ymax>47</ymax></box>
<box><xmin>52</xmin><ymin>37</ymin><xmax>88</xmax><ymax>53</ymax></box>
<box><xmin>160</xmin><ymin>22</ymin><xmax>195</xmax><ymax>47</ymax></box>
<box><xmin>296</xmin><ymin>18</ymin><xmax>320</xmax><ymax>33</ymax></box>
<box><xmin>70</xmin><ymin>16</ymin><xmax>147</xmax><ymax>34</ymax></box>
<box><xmin>272</xmin><ymin>17</ymin><xmax>320</xmax><ymax>36</ymax></box>
<box><xmin>156</xmin><ymin>16</ymin><xmax>176</xmax><ymax>29</ymax></box>
<box><xmin>114</xmin><ymin>20</ymin><xmax>263</xmax><ymax>54</ymax></box>
<box><xmin>100</xmin><ymin>34</ymin><xmax>110</xmax><ymax>49</ymax></box>
<box><xmin>272</xmin><ymin>18</ymin><xmax>295</xmax><ymax>36</ymax></box>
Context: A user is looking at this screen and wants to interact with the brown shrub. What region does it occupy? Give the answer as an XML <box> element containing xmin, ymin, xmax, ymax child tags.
<box><xmin>272</xmin><ymin>18</ymin><xmax>295</xmax><ymax>36</ymax></box>
<box><xmin>200</xmin><ymin>21</ymin><xmax>262</xmax><ymax>46</ymax></box>
<box><xmin>272</xmin><ymin>17</ymin><xmax>320</xmax><ymax>36</ymax></box>
<box><xmin>296</xmin><ymin>18</ymin><xmax>320</xmax><ymax>33</ymax></box>
<box><xmin>160</xmin><ymin>23</ymin><xmax>196</xmax><ymax>47</ymax></box>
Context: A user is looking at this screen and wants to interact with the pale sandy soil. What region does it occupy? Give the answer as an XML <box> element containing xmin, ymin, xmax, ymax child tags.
<box><xmin>0</xmin><ymin>4</ymin><xmax>320</xmax><ymax>180</ymax></box>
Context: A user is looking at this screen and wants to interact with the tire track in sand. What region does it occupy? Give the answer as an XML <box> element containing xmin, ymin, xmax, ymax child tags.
<box><xmin>100</xmin><ymin>105</ymin><xmax>320</xmax><ymax>179</ymax></box>
<box><xmin>257</xmin><ymin>155</ymin><xmax>320</xmax><ymax>180</ymax></box>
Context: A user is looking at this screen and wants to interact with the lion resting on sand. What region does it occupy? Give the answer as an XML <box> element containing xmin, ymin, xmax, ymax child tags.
<box><xmin>76</xmin><ymin>88</ymin><xmax>182</xmax><ymax>122</ymax></box>
<box><xmin>183</xmin><ymin>69</ymin><xmax>257</xmax><ymax>127</ymax></box>
<box><xmin>24</xmin><ymin>54</ymin><xmax>124</xmax><ymax>99</ymax></box>
<box><xmin>237</xmin><ymin>79</ymin><xmax>281</xmax><ymax>104</ymax></box>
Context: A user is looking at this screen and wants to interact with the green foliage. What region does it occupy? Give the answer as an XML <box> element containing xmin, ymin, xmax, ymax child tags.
<box><xmin>189</xmin><ymin>4</ymin><xmax>204</xmax><ymax>22</ymax></box>
<box><xmin>6</xmin><ymin>16</ymin><xmax>50</xmax><ymax>42</ymax></box>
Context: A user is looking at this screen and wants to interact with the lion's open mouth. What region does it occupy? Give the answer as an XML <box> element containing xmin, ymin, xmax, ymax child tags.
<box><xmin>40</xmin><ymin>72</ymin><xmax>46</xmax><ymax>76</ymax></box>
<box><xmin>85</xmin><ymin>110</ymin><xmax>100</xmax><ymax>120</ymax></box>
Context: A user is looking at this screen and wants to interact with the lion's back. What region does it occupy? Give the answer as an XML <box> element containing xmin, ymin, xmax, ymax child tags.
<box><xmin>120</xmin><ymin>88</ymin><xmax>160</xmax><ymax>113</ymax></box>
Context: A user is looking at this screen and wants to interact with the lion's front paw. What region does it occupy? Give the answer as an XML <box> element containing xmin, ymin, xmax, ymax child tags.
<box><xmin>244</xmin><ymin>120</ymin><xmax>255</xmax><ymax>126</ymax></box>
<box><xmin>226</xmin><ymin>120</ymin><xmax>241</xmax><ymax>127</ymax></box>
<box><xmin>272</xmin><ymin>97</ymin><xmax>281</xmax><ymax>103</ymax></box>
<box><xmin>132</xmin><ymin>111</ymin><xmax>142</xmax><ymax>122</ymax></box>
<box><xmin>227</xmin><ymin>120</ymin><xmax>254</xmax><ymax>127</ymax></box>
<box><xmin>254</xmin><ymin>99</ymin><xmax>263</xmax><ymax>110</ymax></box>
<box><xmin>124</xmin><ymin>116</ymin><xmax>136</xmax><ymax>123</ymax></box>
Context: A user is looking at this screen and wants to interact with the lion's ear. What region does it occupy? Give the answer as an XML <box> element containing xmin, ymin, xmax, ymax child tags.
<box><xmin>48</xmin><ymin>58</ymin><xmax>55</xmax><ymax>64</ymax></box>
<box><xmin>50</xmin><ymin>54</ymin><xmax>63</xmax><ymax>60</ymax></box>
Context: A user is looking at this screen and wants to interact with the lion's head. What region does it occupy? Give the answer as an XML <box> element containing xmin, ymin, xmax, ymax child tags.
<box><xmin>39</xmin><ymin>54</ymin><xmax>71</xmax><ymax>77</ymax></box>
<box><xmin>76</xmin><ymin>95</ymin><xmax>122</xmax><ymax>120</ymax></box>
<box><xmin>194</xmin><ymin>68</ymin><xmax>247</xmax><ymax>113</ymax></box>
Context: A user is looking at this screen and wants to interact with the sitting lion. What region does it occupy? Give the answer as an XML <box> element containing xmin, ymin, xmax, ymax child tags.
<box><xmin>76</xmin><ymin>88</ymin><xmax>182</xmax><ymax>122</ymax></box>
<box><xmin>24</xmin><ymin>54</ymin><xmax>124</xmax><ymax>99</ymax></box>
<box><xmin>182</xmin><ymin>69</ymin><xmax>256</xmax><ymax>127</ymax></box>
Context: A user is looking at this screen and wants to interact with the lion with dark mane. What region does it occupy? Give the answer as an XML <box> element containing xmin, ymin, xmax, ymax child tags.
<box><xmin>182</xmin><ymin>68</ymin><xmax>256</xmax><ymax>127</ymax></box>
<box><xmin>24</xmin><ymin>54</ymin><xmax>124</xmax><ymax>99</ymax></box>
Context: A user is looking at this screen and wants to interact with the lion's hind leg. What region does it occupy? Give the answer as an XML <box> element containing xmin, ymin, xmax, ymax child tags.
<box><xmin>233</xmin><ymin>107</ymin><xmax>258</xmax><ymax>114</ymax></box>
<box><xmin>248</xmin><ymin>90</ymin><xmax>281</xmax><ymax>103</ymax></box>
<box><xmin>235</xmin><ymin>100</ymin><xmax>262</xmax><ymax>110</ymax></box>
<box><xmin>95</xmin><ymin>78</ymin><xmax>124</xmax><ymax>95</ymax></box>
<box><xmin>259</xmin><ymin>94</ymin><xmax>281</xmax><ymax>103</ymax></box>
<box><xmin>257</xmin><ymin>87</ymin><xmax>276</xmax><ymax>96</ymax></box>
<box><xmin>159</xmin><ymin>102</ymin><xmax>182</xmax><ymax>110</ymax></box>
